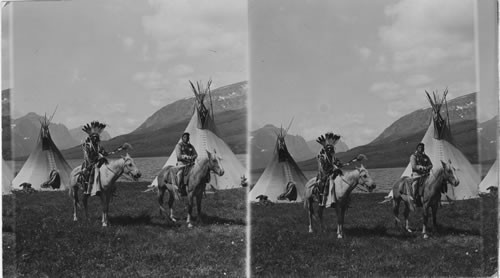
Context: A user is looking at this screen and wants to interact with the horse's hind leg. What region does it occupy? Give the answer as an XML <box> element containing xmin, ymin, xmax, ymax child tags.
<box><xmin>422</xmin><ymin>206</ymin><xmax>430</xmax><ymax>239</ymax></box>
<box><xmin>393</xmin><ymin>198</ymin><xmax>403</xmax><ymax>228</ymax></box>
<box><xmin>403</xmin><ymin>202</ymin><xmax>412</xmax><ymax>233</ymax></box>
<box><xmin>167</xmin><ymin>190</ymin><xmax>177</xmax><ymax>222</ymax></box>
<box><xmin>82</xmin><ymin>193</ymin><xmax>90</xmax><ymax>220</ymax></box>
<box><xmin>157</xmin><ymin>186</ymin><xmax>167</xmax><ymax>216</ymax></box>
<box><xmin>318</xmin><ymin>205</ymin><xmax>325</xmax><ymax>232</ymax></box>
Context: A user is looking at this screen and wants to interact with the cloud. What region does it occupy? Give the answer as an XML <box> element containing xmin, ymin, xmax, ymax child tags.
<box><xmin>405</xmin><ymin>74</ymin><xmax>432</xmax><ymax>87</ymax></box>
<box><xmin>122</xmin><ymin>37</ymin><xmax>135</xmax><ymax>50</ymax></box>
<box><xmin>357</xmin><ymin>46</ymin><xmax>372</xmax><ymax>59</ymax></box>
<box><xmin>370</xmin><ymin>82</ymin><xmax>404</xmax><ymax>101</ymax></box>
<box><xmin>143</xmin><ymin>0</ymin><xmax>247</xmax><ymax>62</ymax></box>
<box><xmin>379</xmin><ymin>0</ymin><xmax>474</xmax><ymax>72</ymax></box>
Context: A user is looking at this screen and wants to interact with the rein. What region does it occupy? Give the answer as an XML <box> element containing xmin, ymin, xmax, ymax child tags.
<box><xmin>104</xmin><ymin>157</ymin><xmax>136</xmax><ymax>182</ymax></box>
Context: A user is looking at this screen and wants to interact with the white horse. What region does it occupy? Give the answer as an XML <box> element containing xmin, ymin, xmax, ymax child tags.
<box><xmin>304</xmin><ymin>165</ymin><xmax>376</xmax><ymax>238</ymax></box>
<box><xmin>69</xmin><ymin>153</ymin><xmax>141</xmax><ymax>227</ymax></box>
<box><xmin>156</xmin><ymin>150</ymin><xmax>224</xmax><ymax>228</ymax></box>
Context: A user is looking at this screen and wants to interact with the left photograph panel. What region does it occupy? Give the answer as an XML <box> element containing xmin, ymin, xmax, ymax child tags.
<box><xmin>2</xmin><ymin>1</ymin><xmax>248</xmax><ymax>277</ymax></box>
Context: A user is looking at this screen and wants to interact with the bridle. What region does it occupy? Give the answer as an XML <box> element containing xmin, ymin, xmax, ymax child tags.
<box><xmin>339</xmin><ymin>168</ymin><xmax>371</xmax><ymax>193</ymax></box>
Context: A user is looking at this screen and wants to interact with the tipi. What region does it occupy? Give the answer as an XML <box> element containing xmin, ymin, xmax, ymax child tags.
<box><xmin>11</xmin><ymin>115</ymin><xmax>73</xmax><ymax>191</ymax></box>
<box><xmin>249</xmin><ymin>126</ymin><xmax>308</xmax><ymax>202</ymax></box>
<box><xmin>388</xmin><ymin>90</ymin><xmax>480</xmax><ymax>200</ymax></box>
<box><xmin>2</xmin><ymin>160</ymin><xmax>14</xmax><ymax>194</ymax></box>
<box><xmin>479</xmin><ymin>159</ymin><xmax>498</xmax><ymax>193</ymax></box>
<box><xmin>151</xmin><ymin>80</ymin><xmax>246</xmax><ymax>190</ymax></box>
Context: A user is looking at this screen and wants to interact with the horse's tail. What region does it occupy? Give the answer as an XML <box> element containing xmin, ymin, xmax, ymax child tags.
<box><xmin>379</xmin><ymin>196</ymin><xmax>392</xmax><ymax>204</ymax></box>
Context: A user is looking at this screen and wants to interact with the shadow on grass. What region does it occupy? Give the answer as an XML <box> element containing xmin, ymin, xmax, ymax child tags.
<box><xmin>109</xmin><ymin>214</ymin><xmax>179</xmax><ymax>228</ymax></box>
<box><xmin>199</xmin><ymin>214</ymin><xmax>246</xmax><ymax>226</ymax></box>
<box><xmin>343</xmin><ymin>224</ymin><xmax>480</xmax><ymax>239</ymax></box>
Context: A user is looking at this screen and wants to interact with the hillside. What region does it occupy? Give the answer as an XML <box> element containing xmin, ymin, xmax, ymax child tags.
<box><xmin>61</xmin><ymin>108</ymin><xmax>246</xmax><ymax>159</ymax></box>
<box><xmin>371</xmin><ymin>92</ymin><xmax>476</xmax><ymax>144</ymax></box>
<box><xmin>134</xmin><ymin>81</ymin><xmax>247</xmax><ymax>133</ymax></box>
<box><xmin>298</xmin><ymin>119</ymin><xmax>478</xmax><ymax>170</ymax></box>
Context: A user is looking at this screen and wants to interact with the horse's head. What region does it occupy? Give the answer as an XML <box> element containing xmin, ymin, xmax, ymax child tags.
<box><xmin>206</xmin><ymin>149</ymin><xmax>224</xmax><ymax>176</ymax></box>
<box><xmin>122</xmin><ymin>153</ymin><xmax>142</xmax><ymax>181</ymax></box>
<box><xmin>356</xmin><ymin>165</ymin><xmax>376</xmax><ymax>192</ymax></box>
<box><xmin>441</xmin><ymin>159</ymin><xmax>459</xmax><ymax>187</ymax></box>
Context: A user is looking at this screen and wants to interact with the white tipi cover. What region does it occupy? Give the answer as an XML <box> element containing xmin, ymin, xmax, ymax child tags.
<box><xmin>387</xmin><ymin>91</ymin><xmax>480</xmax><ymax>200</ymax></box>
<box><xmin>398</xmin><ymin>121</ymin><xmax>480</xmax><ymax>200</ymax></box>
<box><xmin>151</xmin><ymin>81</ymin><xmax>246</xmax><ymax>190</ymax></box>
<box><xmin>479</xmin><ymin>159</ymin><xmax>498</xmax><ymax>193</ymax></box>
<box><xmin>249</xmin><ymin>131</ymin><xmax>308</xmax><ymax>202</ymax></box>
<box><xmin>11</xmin><ymin>121</ymin><xmax>73</xmax><ymax>191</ymax></box>
<box><xmin>2</xmin><ymin>160</ymin><xmax>14</xmax><ymax>195</ymax></box>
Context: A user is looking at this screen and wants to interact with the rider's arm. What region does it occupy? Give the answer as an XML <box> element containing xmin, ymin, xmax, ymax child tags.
<box><xmin>191</xmin><ymin>146</ymin><xmax>198</xmax><ymax>161</ymax></box>
<box><xmin>410</xmin><ymin>154</ymin><xmax>419</xmax><ymax>172</ymax></box>
<box><xmin>175</xmin><ymin>143</ymin><xmax>185</xmax><ymax>161</ymax></box>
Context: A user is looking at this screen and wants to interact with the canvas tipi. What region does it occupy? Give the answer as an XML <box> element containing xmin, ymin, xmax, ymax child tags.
<box><xmin>388</xmin><ymin>90</ymin><xmax>480</xmax><ymax>200</ymax></box>
<box><xmin>479</xmin><ymin>159</ymin><xmax>498</xmax><ymax>193</ymax></box>
<box><xmin>151</xmin><ymin>80</ymin><xmax>246</xmax><ymax>190</ymax></box>
<box><xmin>11</xmin><ymin>115</ymin><xmax>73</xmax><ymax>191</ymax></box>
<box><xmin>249</xmin><ymin>126</ymin><xmax>308</xmax><ymax>202</ymax></box>
<box><xmin>2</xmin><ymin>160</ymin><xmax>14</xmax><ymax>195</ymax></box>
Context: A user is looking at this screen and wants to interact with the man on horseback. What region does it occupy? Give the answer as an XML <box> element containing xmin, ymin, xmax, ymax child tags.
<box><xmin>316</xmin><ymin>132</ymin><xmax>343</xmax><ymax>207</ymax></box>
<box><xmin>410</xmin><ymin>142</ymin><xmax>433</xmax><ymax>206</ymax></box>
<box><xmin>175</xmin><ymin>132</ymin><xmax>198</xmax><ymax>196</ymax></box>
<box><xmin>81</xmin><ymin>121</ymin><xmax>109</xmax><ymax>195</ymax></box>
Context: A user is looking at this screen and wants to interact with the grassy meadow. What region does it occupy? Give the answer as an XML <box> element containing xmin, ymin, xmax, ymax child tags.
<box><xmin>251</xmin><ymin>192</ymin><xmax>498</xmax><ymax>277</ymax></box>
<box><xmin>3</xmin><ymin>182</ymin><xmax>247</xmax><ymax>277</ymax></box>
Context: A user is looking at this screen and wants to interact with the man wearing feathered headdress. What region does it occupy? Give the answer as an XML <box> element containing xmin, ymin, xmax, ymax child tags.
<box><xmin>316</xmin><ymin>132</ymin><xmax>343</xmax><ymax>207</ymax></box>
<box><xmin>81</xmin><ymin>121</ymin><xmax>109</xmax><ymax>195</ymax></box>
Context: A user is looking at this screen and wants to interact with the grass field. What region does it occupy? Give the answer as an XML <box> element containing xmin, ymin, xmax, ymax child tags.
<box><xmin>3</xmin><ymin>183</ymin><xmax>247</xmax><ymax>277</ymax></box>
<box><xmin>251</xmin><ymin>192</ymin><xmax>498</xmax><ymax>277</ymax></box>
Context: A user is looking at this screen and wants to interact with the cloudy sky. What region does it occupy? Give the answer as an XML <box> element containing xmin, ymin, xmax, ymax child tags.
<box><xmin>2</xmin><ymin>0</ymin><xmax>247</xmax><ymax>136</ymax></box>
<box><xmin>250</xmin><ymin>0</ymin><xmax>497</xmax><ymax>148</ymax></box>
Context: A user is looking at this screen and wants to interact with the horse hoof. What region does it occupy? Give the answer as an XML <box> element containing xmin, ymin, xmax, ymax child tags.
<box><xmin>406</xmin><ymin>228</ymin><xmax>413</xmax><ymax>233</ymax></box>
<box><xmin>423</xmin><ymin>234</ymin><xmax>429</xmax><ymax>239</ymax></box>
<box><xmin>102</xmin><ymin>223</ymin><xmax>108</xmax><ymax>227</ymax></box>
<box><xmin>170</xmin><ymin>217</ymin><xmax>177</xmax><ymax>223</ymax></box>
<box><xmin>337</xmin><ymin>234</ymin><xmax>343</xmax><ymax>239</ymax></box>
<box><xmin>188</xmin><ymin>223</ymin><xmax>193</xmax><ymax>229</ymax></box>
<box><xmin>308</xmin><ymin>228</ymin><xmax>313</xmax><ymax>233</ymax></box>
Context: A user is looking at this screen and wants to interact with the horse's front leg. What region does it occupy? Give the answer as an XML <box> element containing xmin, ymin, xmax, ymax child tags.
<box><xmin>422</xmin><ymin>206</ymin><xmax>429</xmax><ymax>239</ymax></box>
<box><xmin>100</xmin><ymin>192</ymin><xmax>110</xmax><ymax>227</ymax></box>
<box><xmin>337</xmin><ymin>206</ymin><xmax>346</xmax><ymax>239</ymax></box>
<box><xmin>186</xmin><ymin>193</ymin><xmax>194</xmax><ymax>228</ymax></box>
<box><xmin>318</xmin><ymin>205</ymin><xmax>324</xmax><ymax>232</ymax></box>
<box><xmin>431</xmin><ymin>203</ymin><xmax>439</xmax><ymax>234</ymax></box>
<box><xmin>195</xmin><ymin>190</ymin><xmax>203</xmax><ymax>223</ymax></box>
<box><xmin>72</xmin><ymin>186</ymin><xmax>79</xmax><ymax>221</ymax></box>
<box><xmin>307</xmin><ymin>198</ymin><xmax>314</xmax><ymax>233</ymax></box>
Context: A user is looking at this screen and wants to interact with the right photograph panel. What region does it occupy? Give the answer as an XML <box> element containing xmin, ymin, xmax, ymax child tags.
<box><xmin>248</xmin><ymin>0</ymin><xmax>498</xmax><ymax>277</ymax></box>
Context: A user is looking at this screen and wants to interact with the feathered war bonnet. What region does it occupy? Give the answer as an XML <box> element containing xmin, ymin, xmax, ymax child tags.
<box><xmin>82</xmin><ymin>121</ymin><xmax>107</xmax><ymax>138</ymax></box>
<box><xmin>316</xmin><ymin>132</ymin><xmax>341</xmax><ymax>149</ymax></box>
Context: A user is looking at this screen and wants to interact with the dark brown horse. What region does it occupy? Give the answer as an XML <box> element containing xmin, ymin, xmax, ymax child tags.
<box><xmin>156</xmin><ymin>150</ymin><xmax>224</xmax><ymax>228</ymax></box>
<box><xmin>304</xmin><ymin>165</ymin><xmax>376</xmax><ymax>238</ymax></box>
<box><xmin>389</xmin><ymin>159</ymin><xmax>459</xmax><ymax>239</ymax></box>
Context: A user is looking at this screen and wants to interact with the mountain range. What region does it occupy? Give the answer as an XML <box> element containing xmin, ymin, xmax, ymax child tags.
<box><xmin>59</xmin><ymin>81</ymin><xmax>247</xmax><ymax>159</ymax></box>
<box><xmin>298</xmin><ymin>92</ymin><xmax>497</xmax><ymax>170</ymax></box>
<box><xmin>250</xmin><ymin>124</ymin><xmax>349</xmax><ymax>170</ymax></box>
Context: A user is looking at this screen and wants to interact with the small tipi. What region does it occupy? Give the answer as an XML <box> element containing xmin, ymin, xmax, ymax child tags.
<box><xmin>2</xmin><ymin>160</ymin><xmax>14</xmax><ymax>195</ymax></box>
<box><xmin>151</xmin><ymin>80</ymin><xmax>246</xmax><ymax>190</ymax></box>
<box><xmin>479</xmin><ymin>159</ymin><xmax>498</xmax><ymax>193</ymax></box>
<box><xmin>388</xmin><ymin>90</ymin><xmax>480</xmax><ymax>200</ymax></box>
<box><xmin>249</xmin><ymin>126</ymin><xmax>308</xmax><ymax>202</ymax></box>
<box><xmin>11</xmin><ymin>115</ymin><xmax>73</xmax><ymax>190</ymax></box>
